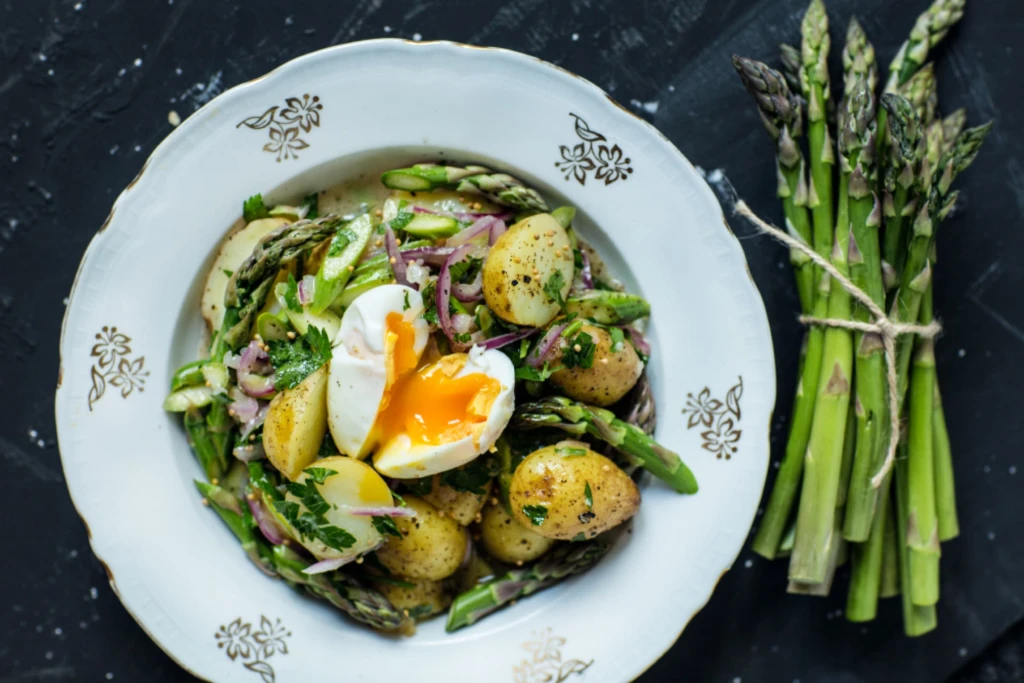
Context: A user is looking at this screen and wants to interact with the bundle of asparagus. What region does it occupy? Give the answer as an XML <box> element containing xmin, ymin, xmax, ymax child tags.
<box><xmin>732</xmin><ymin>0</ymin><xmax>990</xmax><ymax>635</ymax></box>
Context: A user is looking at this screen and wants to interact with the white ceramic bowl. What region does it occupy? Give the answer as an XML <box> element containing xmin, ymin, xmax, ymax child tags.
<box><xmin>56</xmin><ymin>39</ymin><xmax>775</xmax><ymax>683</ymax></box>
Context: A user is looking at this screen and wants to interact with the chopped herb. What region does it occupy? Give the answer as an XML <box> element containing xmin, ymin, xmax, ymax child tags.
<box><xmin>440</xmin><ymin>456</ymin><xmax>499</xmax><ymax>495</ymax></box>
<box><xmin>391</xmin><ymin>491</ymin><xmax>407</xmax><ymax>507</ymax></box>
<box><xmin>454</xmin><ymin>332</ymin><xmax>472</xmax><ymax>344</ymax></box>
<box><xmin>609</xmin><ymin>326</ymin><xmax>626</xmax><ymax>352</ymax></box>
<box><xmin>578</xmin><ymin>510</ymin><xmax>596</xmax><ymax>524</ymax></box>
<box><xmin>283</xmin><ymin>273</ymin><xmax>302</xmax><ymax>313</ymax></box>
<box><xmin>317</xmin><ymin>525</ymin><xmax>357</xmax><ymax>551</ymax></box>
<box><xmin>556</xmin><ymin>447</ymin><xmax>588</xmax><ymax>457</ymax></box>
<box><xmin>222</xmin><ymin>268</ymin><xmax>234</xmax><ymax>277</ymax></box>
<box><xmin>543</xmin><ymin>270</ymin><xmax>567</xmax><ymax>310</ymax></box>
<box><xmin>327</xmin><ymin>227</ymin><xmax>357</xmax><ymax>257</ymax></box>
<box><xmin>266</xmin><ymin>326</ymin><xmax>333</xmax><ymax>389</ymax></box>
<box><xmin>390</xmin><ymin>210</ymin><xmax>415</xmax><ymax>231</ymax></box>
<box><xmin>423</xmin><ymin>306</ymin><xmax>439</xmax><ymax>326</ymax></box>
<box><xmin>522</xmin><ymin>504</ymin><xmax>549</xmax><ymax>526</ymax></box>
<box><xmin>561</xmin><ymin>319</ymin><xmax>583</xmax><ymax>338</ymax></box>
<box><xmin>372</xmin><ymin>515</ymin><xmax>404</xmax><ymax>538</ymax></box>
<box><xmin>518</xmin><ymin>338</ymin><xmax>531</xmax><ymax>360</ymax></box>
<box><xmin>571</xmin><ymin>532</ymin><xmax>587</xmax><ymax>542</ymax></box>
<box><xmin>301</xmin><ymin>193</ymin><xmax>319</xmax><ymax>219</ymax></box>
<box><xmin>273</xmin><ymin>500</ymin><xmax>300</xmax><ymax>521</ymax></box>
<box><xmin>403</xmin><ymin>290</ymin><xmax>411</xmax><ymax>311</ymax></box>
<box><xmin>584</xmin><ymin>482</ymin><xmax>593</xmax><ymax>509</ymax></box>
<box><xmin>449</xmin><ymin>257</ymin><xmax>482</xmax><ymax>284</ymax></box>
<box><xmin>404</xmin><ymin>477</ymin><xmax>433</xmax><ymax>497</ymax></box>
<box><xmin>242</xmin><ymin>194</ymin><xmax>270</xmax><ymax>222</ymax></box>
<box><xmin>515</xmin><ymin>362</ymin><xmax>563</xmax><ymax>383</ymax></box>
<box><xmin>304</xmin><ymin>467</ymin><xmax>336</xmax><ymax>485</ymax></box>
<box><xmin>273</xmin><ymin>477</ymin><xmax>356</xmax><ymax>553</ymax></box>
<box><xmin>561</xmin><ymin>331</ymin><xmax>596</xmax><ymax>369</ymax></box>
<box><xmin>573</xmin><ymin>249</ymin><xmax>584</xmax><ymax>270</ymax></box>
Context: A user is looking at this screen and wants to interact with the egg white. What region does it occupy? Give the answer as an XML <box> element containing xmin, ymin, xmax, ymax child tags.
<box><xmin>374</xmin><ymin>346</ymin><xmax>516</xmax><ymax>479</ymax></box>
<box><xmin>327</xmin><ymin>284</ymin><xmax>428</xmax><ymax>458</ymax></box>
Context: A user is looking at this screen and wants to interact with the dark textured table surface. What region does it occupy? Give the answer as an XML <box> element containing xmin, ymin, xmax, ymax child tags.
<box><xmin>2</xmin><ymin>1</ymin><xmax>1023</xmax><ymax>681</ymax></box>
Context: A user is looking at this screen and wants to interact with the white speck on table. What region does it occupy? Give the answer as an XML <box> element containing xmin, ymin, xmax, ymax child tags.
<box><xmin>412</xmin><ymin>33</ymin><xmax>423</xmax><ymax>41</ymax></box>
<box><xmin>89</xmin><ymin>587</ymin><xmax>99</xmax><ymax>600</ymax></box>
<box><xmin>571</xmin><ymin>33</ymin><xmax>579</xmax><ymax>41</ymax></box>
<box><xmin>959</xmin><ymin>647</ymin><xmax>968</xmax><ymax>657</ymax></box>
<box><xmin>384</xmin><ymin>25</ymin><xmax>392</xmax><ymax>33</ymax></box>
<box><xmin>744</xmin><ymin>559</ymin><xmax>753</xmax><ymax>568</ymax></box>
<box><xmin>988</xmin><ymin>531</ymin><xmax>996</xmax><ymax>541</ymax></box>
<box><xmin>133</xmin><ymin>57</ymin><xmax>142</xmax><ymax>67</ymax></box>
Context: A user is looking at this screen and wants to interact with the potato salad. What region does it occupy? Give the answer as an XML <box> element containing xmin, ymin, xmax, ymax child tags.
<box><xmin>164</xmin><ymin>162</ymin><xmax>697</xmax><ymax>634</ymax></box>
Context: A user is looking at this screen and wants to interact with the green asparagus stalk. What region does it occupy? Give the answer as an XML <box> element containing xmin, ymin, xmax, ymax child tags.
<box><xmin>185</xmin><ymin>408</ymin><xmax>225</xmax><ymax>482</ymax></box>
<box><xmin>907</xmin><ymin>335</ymin><xmax>940</xmax><ymax>606</ymax></box>
<box><xmin>564</xmin><ymin>290</ymin><xmax>651</xmax><ymax>325</ymax></box>
<box><xmin>847</xmin><ymin>472</ymin><xmax>893</xmax><ymax>620</ymax></box>
<box><xmin>731</xmin><ymin>56</ymin><xmax>815</xmax><ymax>313</ymax></box>
<box><xmin>446</xmin><ymin>541</ymin><xmax>609</xmax><ymax>631</ymax></box>
<box><xmin>896</xmin><ymin>441</ymin><xmax>937</xmax><ymax>635</ymax></box>
<box><xmin>880</xmin><ymin>94</ymin><xmax>924</xmax><ymax>283</ymax></box>
<box><xmin>270</xmin><ymin>545</ymin><xmax>405</xmax><ymax>631</ymax></box>
<box><xmin>195</xmin><ymin>480</ymin><xmax>274</xmax><ymax>576</ymax></box>
<box><xmin>841</xmin><ymin>18</ymin><xmax>878</xmax><ymax>99</ymax></box>
<box><xmin>884</xmin><ymin>0</ymin><xmax>966</xmax><ymax>92</ymax></box>
<box><xmin>381</xmin><ymin>163</ymin><xmax>549</xmax><ymax>213</ymax></box>
<box><xmin>880</xmin><ymin>500</ymin><xmax>901</xmax><ymax>598</ymax></box>
<box><xmin>223</xmin><ymin>215</ymin><xmax>343</xmax><ymax>349</ymax></box>
<box><xmin>788</xmin><ymin>515</ymin><xmax>844</xmax><ymax>596</ymax></box>
<box><xmin>800</xmin><ymin>0</ymin><xmax>836</xmax><ymax>273</ymax></box>
<box><xmin>941</xmin><ymin>108</ymin><xmax>968</xmax><ymax>147</ymax></box>
<box><xmin>513</xmin><ymin>396</ymin><xmax>697</xmax><ymax>494</ymax></box>
<box><xmin>837</xmin><ymin>402</ymin><xmax>857</xmax><ymax>508</ymax></box>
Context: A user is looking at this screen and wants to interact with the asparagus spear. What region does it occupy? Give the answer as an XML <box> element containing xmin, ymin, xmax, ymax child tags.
<box><xmin>195</xmin><ymin>480</ymin><xmax>275</xmax><ymax>576</ymax></box>
<box><xmin>446</xmin><ymin>541</ymin><xmax>609</xmax><ymax>631</ymax></box>
<box><xmin>513</xmin><ymin>396</ymin><xmax>698</xmax><ymax>494</ymax></box>
<box><xmin>880</xmin><ymin>94</ymin><xmax>924</xmax><ymax>284</ymax></box>
<box><xmin>223</xmin><ymin>215</ymin><xmax>343</xmax><ymax>349</ymax></box>
<box><xmin>906</xmin><ymin>334</ymin><xmax>940</xmax><ymax>606</ymax></box>
<box><xmin>898</xmin><ymin>63</ymin><xmax>938</xmax><ymax>128</ymax></box>
<box><xmin>564</xmin><ymin>290</ymin><xmax>651</xmax><ymax>325</ymax></box>
<box><xmin>895</xmin><ymin>447</ymin><xmax>937</xmax><ymax>634</ymax></box>
<box><xmin>731</xmin><ymin>56</ymin><xmax>815</xmax><ymax>313</ymax></box>
<box><xmin>779</xmin><ymin>43</ymin><xmax>802</xmax><ymax>94</ymax></box>
<box><xmin>884</xmin><ymin>0</ymin><xmax>967</xmax><ymax>92</ymax></box>
<box><xmin>800</xmin><ymin>0</ymin><xmax>836</xmax><ymax>273</ymax></box>
<box><xmin>185</xmin><ymin>408</ymin><xmax>225</xmax><ymax>482</ymax></box>
<box><xmin>941</xmin><ymin>108</ymin><xmax>968</xmax><ymax>146</ymax></box>
<box><xmin>880</xmin><ymin>502</ymin><xmax>901</xmax><ymax>598</ymax></box>
<box><xmin>380</xmin><ymin>163</ymin><xmax>549</xmax><ymax>213</ymax></box>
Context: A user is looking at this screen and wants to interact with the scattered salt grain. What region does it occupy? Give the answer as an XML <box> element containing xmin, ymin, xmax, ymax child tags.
<box><xmin>988</xmin><ymin>531</ymin><xmax>996</xmax><ymax>541</ymax></box>
<box><xmin>109</xmin><ymin>145</ymin><xmax>119</xmax><ymax>156</ymax></box>
<box><xmin>571</xmin><ymin>33</ymin><xmax>579</xmax><ymax>41</ymax></box>
<box><xmin>28</xmin><ymin>429</ymin><xmax>38</xmax><ymax>439</ymax></box>
<box><xmin>1010</xmin><ymin>466</ymin><xmax>1017</xmax><ymax>475</ymax></box>
<box><xmin>959</xmin><ymin>648</ymin><xmax>968</xmax><ymax>657</ymax></box>
<box><xmin>54</xmin><ymin>627</ymin><xmax>63</xmax><ymax>636</ymax></box>
<box><xmin>133</xmin><ymin>57</ymin><xmax>142</xmax><ymax>68</ymax></box>
<box><xmin>89</xmin><ymin>587</ymin><xmax>99</xmax><ymax>600</ymax></box>
<box><xmin>958</xmin><ymin>348</ymin><xmax>966</xmax><ymax>357</ymax></box>
<box><xmin>45</xmin><ymin>651</ymin><xmax>53</xmax><ymax>660</ymax></box>
<box><xmin>74</xmin><ymin>1</ymin><xmax>83</xmax><ymax>9</ymax></box>
<box><xmin>383</xmin><ymin>25</ymin><xmax>392</xmax><ymax>33</ymax></box>
<box><xmin>36</xmin><ymin>439</ymin><xmax>45</xmax><ymax>448</ymax></box>
<box><xmin>744</xmin><ymin>559</ymin><xmax>753</xmax><ymax>568</ymax></box>
<box><xmin>412</xmin><ymin>33</ymin><xmax>423</xmax><ymax>41</ymax></box>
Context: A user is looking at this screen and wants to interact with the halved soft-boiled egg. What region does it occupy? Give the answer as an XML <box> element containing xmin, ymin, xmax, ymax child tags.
<box><xmin>327</xmin><ymin>284</ymin><xmax>429</xmax><ymax>458</ymax></box>
<box><xmin>373</xmin><ymin>346</ymin><xmax>515</xmax><ymax>478</ymax></box>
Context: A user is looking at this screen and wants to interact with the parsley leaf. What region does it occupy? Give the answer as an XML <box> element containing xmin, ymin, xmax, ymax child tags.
<box><xmin>440</xmin><ymin>456</ymin><xmax>499</xmax><ymax>495</ymax></box>
<box><xmin>404</xmin><ymin>478</ymin><xmax>433</xmax><ymax>497</ymax></box>
<box><xmin>317</xmin><ymin>525</ymin><xmax>356</xmax><ymax>551</ymax></box>
<box><xmin>302</xmin><ymin>193</ymin><xmax>319</xmax><ymax>220</ymax></box>
<box><xmin>584</xmin><ymin>482</ymin><xmax>593</xmax><ymax>509</ymax></box>
<box><xmin>372</xmin><ymin>515</ymin><xmax>404</xmax><ymax>538</ymax></box>
<box><xmin>275</xmin><ymin>474</ymin><xmax>356</xmax><ymax>552</ymax></box>
<box><xmin>543</xmin><ymin>270</ymin><xmax>567</xmax><ymax>310</ymax></box>
<box><xmin>283</xmin><ymin>273</ymin><xmax>303</xmax><ymax>313</ymax></box>
<box><xmin>515</xmin><ymin>362</ymin><xmax>564</xmax><ymax>382</ymax></box>
<box><xmin>242</xmin><ymin>194</ymin><xmax>270</xmax><ymax>222</ymax></box>
<box><xmin>391</xmin><ymin>491</ymin><xmax>407</xmax><ymax>507</ymax></box>
<box><xmin>403</xmin><ymin>290</ymin><xmax>411</xmax><ymax>311</ymax></box>
<box><xmin>449</xmin><ymin>257</ymin><xmax>482</xmax><ymax>285</ymax></box>
<box><xmin>390</xmin><ymin>210</ymin><xmax>415</xmax><ymax>231</ymax></box>
<box><xmin>222</xmin><ymin>268</ymin><xmax>234</xmax><ymax>277</ymax></box>
<box><xmin>521</xmin><ymin>505</ymin><xmax>549</xmax><ymax>526</ymax></box>
<box><xmin>304</xmin><ymin>467</ymin><xmax>337</xmax><ymax>485</ymax></box>
<box><xmin>266</xmin><ymin>326</ymin><xmax>333</xmax><ymax>390</ymax></box>
<box><xmin>327</xmin><ymin>227</ymin><xmax>357</xmax><ymax>257</ymax></box>
<box><xmin>561</xmin><ymin>331</ymin><xmax>596</xmax><ymax>369</ymax></box>
<box><xmin>273</xmin><ymin>500</ymin><xmax>300</xmax><ymax>521</ymax></box>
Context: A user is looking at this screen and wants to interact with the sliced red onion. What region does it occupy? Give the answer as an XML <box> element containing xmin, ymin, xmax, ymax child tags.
<box><xmin>384</xmin><ymin>225</ymin><xmax>410</xmax><ymax>287</ymax></box>
<box><xmin>452</xmin><ymin>270</ymin><xmax>484</xmax><ymax>302</ymax></box>
<box><xmin>412</xmin><ymin>205</ymin><xmax>513</xmax><ymax>223</ymax></box>
<box><xmin>238</xmin><ymin>341</ymin><xmax>276</xmax><ymax>398</ymax></box>
<box><xmin>303</xmin><ymin>557</ymin><xmax>354</xmax><ymax>575</ymax></box>
<box><xmin>478</xmin><ymin>326</ymin><xmax>538</xmax><ymax>351</ymax></box>
<box><xmin>451</xmin><ymin>313</ymin><xmax>475</xmax><ymax>335</ymax></box>
<box><xmin>298</xmin><ymin>274</ymin><xmax>316</xmax><ymax>306</ymax></box>
<box><xmin>436</xmin><ymin>244</ymin><xmax>474</xmax><ymax>345</ymax></box>
<box><xmin>579</xmin><ymin>249</ymin><xmax>594</xmax><ymax>289</ymax></box>
<box><xmin>344</xmin><ymin>505</ymin><xmax>418</xmax><ymax>518</ymax></box>
<box><xmin>488</xmin><ymin>219</ymin><xmax>507</xmax><ymax>245</ymax></box>
<box><xmin>222</xmin><ymin>350</ymin><xmax>240</xmax><ymax>370</ymax></box>
<box><xmin>446</xmin><ymin>216</ymin><xmax>496</xmax><ymax>247</ymax></box>
<box><xmin>232</xmin><ymin>442</ymin><xmax>266</xmax><ymax>462</ymax></box>
<box><xmin>228</xmin><ymin>386</ymin><xmax>260</xmax><ymax>424</ymax></box>
<box><xmin>247</xmin><ymin>494</ymin><xmax>287</xmax><ymax>544</ymax></box>
<box><xmin>400</xmin><ymin>246</ymin><xmax>454</xmax><ymax>267</ymax></box>
<box><xmin>626</xmin><ymin>326</ymin><xmax>652</xmax><ymax>356</ymax></box>
<box><xmin>527</xmin><ymin>322</ymin><xmax>569</xmax><ymax>369</ymax></box>
<box><xmin>240</xmin><ymin>402</ymin><xmax>270</xmax><ymax>441</ymax></box>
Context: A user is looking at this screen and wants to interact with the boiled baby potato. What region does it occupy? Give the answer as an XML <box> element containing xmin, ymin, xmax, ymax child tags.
<box><xmin>479</xmin><ymin>500</ymin><xmax>556</xmax><ymax>564</ymax></box>
<box><xmin>373</xmin><ymin>579</ymin><xmax>451</xmax><ymax>621</ymax></box>
<box><xmin>482</xmin><ymin>213</ymin><xmax>573</xmax><ymax>327</ymax></box>
<box><xmin>263</xmin><ymin>365</ymin><xmax>328</xmax><ymax>481</ymax></box>
<box><xmin>550</xmin><ymin>323</ymin><xmax>643</xmax><ymax>407</ymax></box>
<box><xmin>422</xmin><ymin>476</ymin><xmax>492</xmax><ymax>526</ymax></box>
<box><xmin>202</xmin><ymin>216</ymin><xmax>291</xmax><ymax>331</ymax></box>
<box><xmin>375</xmin><ymin>496</ymin><xmax>467</xmax><ymax>580</ymax></box>
<box><xmin>285</xmin><ymin>456</ymin><xmax>394</xmax><ymax>561</ymax></box>
<box><xmin>509</xmin><ymin>441</ymin><xmax>640</xmax><ymax>540</ymax></box>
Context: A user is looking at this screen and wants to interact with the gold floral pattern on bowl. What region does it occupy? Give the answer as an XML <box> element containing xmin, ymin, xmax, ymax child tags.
<box><xmin>88</xmin><ymin>325</ymin><xmax>148</xmax><ymax>411</ymax></box>
<box><xmin>683</xmin><ymin>376</ymin><xmax>744</xmax><ymax>459</ymax></box>
<box><xmin>555</xmin><ymin>113</ymin><xmax>633</xmax><ymax>186</ymax></box>
<box><xmin>513</xmin><ymin>628</ymin><xmax>592</xmax><ymax>683</ymax></box>
<box><xmin>237</xmin><ymin>94</ymin><xmax>323</xmax><ymax>162</ymax></box>
<box><xmin>215</xmin><ymin>615</ymin><xmax>291</xmax><ymax>683</ymax></box>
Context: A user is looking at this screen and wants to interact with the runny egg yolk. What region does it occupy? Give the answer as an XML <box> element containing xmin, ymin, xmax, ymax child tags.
<box><xmin>377</xmin><ymin>314</ymin><xmax>501</xmax><ymax>446</ymax></box>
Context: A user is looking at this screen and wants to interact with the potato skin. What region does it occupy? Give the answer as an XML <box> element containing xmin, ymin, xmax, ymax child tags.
<box><xmin>373</xmin><ymin>579</ymin><xmax>450</xmax><ymax>621</ymax></box>
<box><xmin>422</xmin><ymin>477</ymin><xmax>491</xmax><ymax>526</ymax></box>
<box><xmin>263</xmin><ymin>365</ymin><xmax>329</xmax><ymax>481</ymax></box>
<box><xmin>549</xmin><ymin>323</ymin><xmax>643</xmax><ymax>406</ymax></box>
<box><xmin>376</xmin><ymin>496</ymin><xmax>468</xmax><ymax>580</ymax></box>
<box><xmin>479</xmin><ymin>501</ymin><xmax>556</xmax><ymax>564</ymax></box>
<box><xmin>482</xmin><ymin>213</ymin><xmax>574</xmax><ymax>327</ymax></box>
<box><xmin>509</xmin><ymin>443</ymin><xmax>640</xmax><ymax>540</ymax></box>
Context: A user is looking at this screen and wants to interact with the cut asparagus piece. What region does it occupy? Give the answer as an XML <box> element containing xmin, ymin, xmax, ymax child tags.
<box><xmin>446</xmin><ymin>541</ymin><xmax>609</xmax><ymax>632</ymax></box>
<box><xmin>185</xmin><ymin>408</ymin><xmax>224</xmax><ymax>482</ymax></box>
<box><xmin>402</xmin><ymin>213</ymin><xmax>463</xmax><ymax>239</ymax></box>
<box><xmin>884</xmin><ymin>0</ymin><xmax>966</xmax><ymax>92</ymax></box>
<box><xmin>564</xmin><ymin>290</ymin><xmax>651</xmax><ymax>325</ymax></box>
<box><xmin>731</xmin><ymin>56</ymin><xmax>815</xmax><ymax>313</ymax></box>
<box><xmin>513</xmin><ymin>396</ymin><xmax>697</xmax><ymax>494</ymax></box>
<box><xmin>381</xmin><ymin>163</ymin><xmax>549</xmax><ymax>213</ymax></box>
<box><xmin>310</xmin><ymin>213</ymin><xmax>374</xmax><ymax>314</ymax></box>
